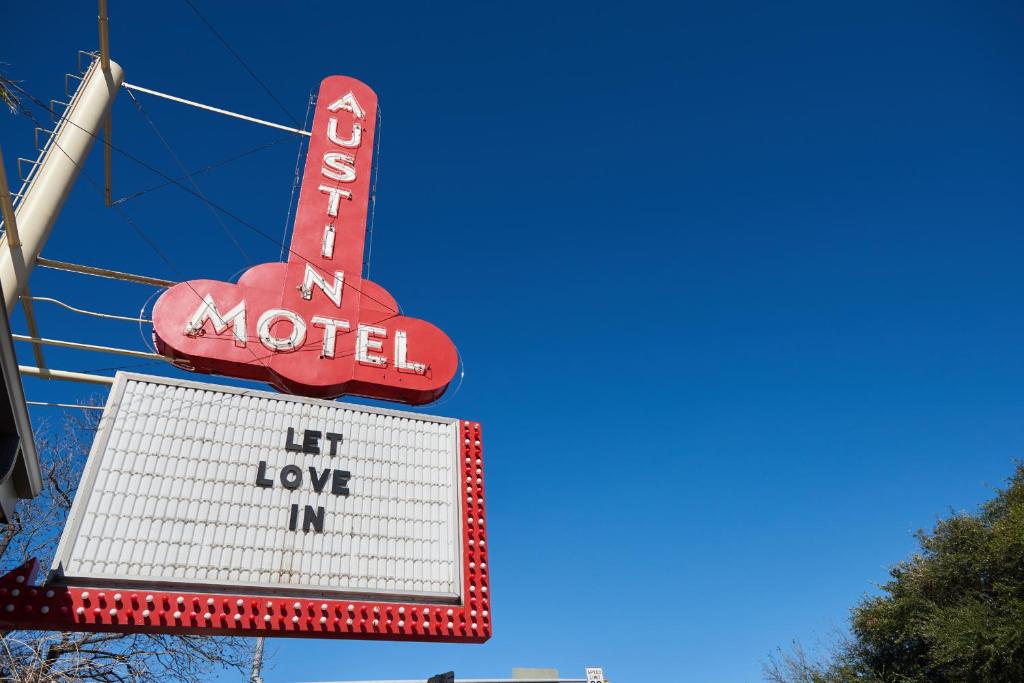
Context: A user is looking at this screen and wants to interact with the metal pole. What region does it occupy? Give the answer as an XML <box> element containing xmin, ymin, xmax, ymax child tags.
<box><xmin>17</xmin><ymin>366</ymin><xmax>115</xmax><ymax>385</ymax></box>
<box><xmin>10</xmin><ymin>334</ymin><xmax>165</xmax><ymax>361</ymax></box>
<box><xmin>0</xmin><ymin>57</ymin><xmax>124</xmax><ymax>313</ymax></box>
<box><xmin>98</xmin><ymin>0</ymin><xmax>114</xmax><ymax>206</ymax></box>
<box><xmin>123</xmin><ymin>83</ymin><xmax>310</xmax><ymax>136</ymax></box>
<box><xmin>0</xmin><ymin>145</ymin><xmax>20</xmax><ymax>247</ymax></box>
<box><xmin>250</xmin><ymin>636</ymin><xmax>265</xmax><ymax>683</ymax></box>
<box><xmin>36</xmin><ymin>256</ymin><xmax>175</xmax><ymax>288</ymax></box>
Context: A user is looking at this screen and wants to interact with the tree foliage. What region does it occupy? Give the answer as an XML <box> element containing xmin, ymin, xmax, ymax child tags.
<box><xmin>767</xmin><ymin>464</ymin><xmax>1024</xmax><ymax>682</ymax></box>
<box><xmin>0</xmin><ymin>410</ymin><xmax>254</xmax><ymax>682</ymax></box>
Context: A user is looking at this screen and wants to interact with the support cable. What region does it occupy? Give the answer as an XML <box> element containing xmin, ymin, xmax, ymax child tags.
<box><xmin>365</xmin><ymin>104</ymin><xmax>383</xmax><ymax>279</ymax></box>
<box><xmin>22</xmin><ymin>295</ymin><xmax>151</xmax><ymax>324</ymax></box>
<box><xmin>12</xmin><ymin>334</ymin><xmax>165</xmax><ymax>361</ymax></box>
<box><xmin>9</xmin><ymin>91</ymin><xmax>281</xmax><ymax>378</ymax></box>
<box><xmin>181</xmin><ymin>0</ymin><xmax>302</xmax><ymax>126</ymax></box>
<box><xmin>4</xmin><ymin>78</ymin><xmax>402</xmax><ymax>314</ymax></box>
<box><xmin>26</xmin><ymin>401</ymin><xmax>104</xmax><ymax>410</ymax></box>
<box><xmin>122</xmin><ymin>83</ymin><xmax>309</xmax><ymax>137</ymax></box>
<box><xmin>111</xmin><ymin>135</ymin><xmax>292</xmax><ymax>205</ymax></box>
<box><xmin>125</xmin><ymin>86</ymin><xmax>251</xmax><ymax>264</ymax></box>
<box><xmin>37</xmin><ymin>256</ymin><xmax>175</xmax><ymax>288</ymax></box>
<box><xmin>279</xmin><ymin>90</ymin><xmax>316</xmax><ymax>260</ymax></box>
<box><xmin>19</xmin><ymin>366</ymin><xmax>114</xmax><ymax>385</ymax></box>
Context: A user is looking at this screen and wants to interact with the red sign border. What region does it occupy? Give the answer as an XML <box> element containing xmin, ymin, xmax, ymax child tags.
<box><xmin>0</xmin><ymin>421</ymin><xmax>490</xmax><ymax>643</ymax></box>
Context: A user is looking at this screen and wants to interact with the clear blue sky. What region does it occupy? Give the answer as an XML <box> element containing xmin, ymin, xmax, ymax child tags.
<box><xmin>4</xmin><ymin>1</ymin><xmax>1024</xmax><ymax>681</ymax></box>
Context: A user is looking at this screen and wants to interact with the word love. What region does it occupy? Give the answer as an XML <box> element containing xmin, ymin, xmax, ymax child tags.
<box><xmin>255</xmin><ymin>426</ymin><xmax>352</xmax><ymax>534</ymax></box>
<box><xmin>152</xmin><ymin>75</ymin><xmax>458</xmax><ymax>404</ymax></box>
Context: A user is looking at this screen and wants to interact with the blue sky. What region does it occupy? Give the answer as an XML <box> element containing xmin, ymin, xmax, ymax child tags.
<box><xmin>4</xmin><ymin>1</ymin><xmax>1024</xmax><ymax>681</ymax></box>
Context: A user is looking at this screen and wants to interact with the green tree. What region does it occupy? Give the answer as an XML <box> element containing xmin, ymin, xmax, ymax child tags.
<box><xmin>766</xmin><ymin>464</ymin><xmax>1024</xmax><ymax>682</ymax></box>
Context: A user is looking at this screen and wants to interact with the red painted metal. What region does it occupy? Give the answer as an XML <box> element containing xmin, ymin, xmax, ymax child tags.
<box><xmin>152</xmin><ymin>76</ymin><xmax>458</xmax><ymax>404</ymax></box>
<box><xmin>0</xmin><ymin>422</ymin><xmax>489</xmax><ymax>643</ymax></box>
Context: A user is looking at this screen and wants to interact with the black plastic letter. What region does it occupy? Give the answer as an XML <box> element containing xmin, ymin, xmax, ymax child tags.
<box><xmin>280</xmin><ymin>464</ymin><xmax>303</xmax><ymax>489</ymax></box>
<box><xmin>302</xmin><ymin>429</ymin><xmax>321</xmax><ymax>454</ymax></box>
<box><xmin>302</xmin><ymin>505</ymin><xmax>325</xmax><ymax>533</ymax></box>
<box><xmin>325</xmin><ymin>432</ymin><xmax>344</xmax><ymax>456</ymax></box>
<box><xmin>285</xmin><ymin>427</ymin><xmax>303</xmax><ymax>452</ymax></box>
<box><xmin>332</xmin><ymin>469</ymin><xmax>351</xmax><ymax>496</ymax></box>
<box><xmin>255</xmin><ymin>461</ymin><xmax>273</xmax><ymax>488</ymax></box>
<box><xmin>309</xmin><ymin>466</ymin><xmax>330</xmax><ymax>493</ymax></box>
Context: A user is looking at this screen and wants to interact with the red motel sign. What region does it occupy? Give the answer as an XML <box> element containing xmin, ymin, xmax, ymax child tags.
<box><xmin>153</xmin><ymin>76</ymin><xmax>458</xmax><ymax>404</ymax></box>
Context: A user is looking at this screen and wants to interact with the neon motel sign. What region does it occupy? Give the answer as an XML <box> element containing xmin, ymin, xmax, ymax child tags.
<box><xmin>152</xmin><ymin>76</ymin><xmax>458</xmax><ymax>405</ymax></box>
<box><xmin>0</xmin><ymin>76</ymin><xmax>489</xmax><ymax>644</ymax></box>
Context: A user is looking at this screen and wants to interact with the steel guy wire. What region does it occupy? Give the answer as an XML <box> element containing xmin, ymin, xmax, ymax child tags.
<box><xmin>23</xmin><ymin>295</ymin><xmax>151</xmax><ymax>324</ymax></box>
<box><xmin>26</xmin><ymin>401</ymin><xmax>104</xmax><ymax>410</ymax></box>
<box><xmin>368</xmin><ymin>104</ymin><xmax>385</xmax><ymax>280</ymax></box>
<box><xmin>125</xmin><ymin>86</ymin><xmax>251</xmax><ymax>265</ymax></box>
<box><xmin>10</xmin><ymin>99</ymin><xmax>278</xmax><ymax>378</ymax></box>
<box><xmin>11</xmin><ymin>78</ymin><xmax>454</xmax><ymax>414</ymax></box>
<box><xmin>3</xmin><ymin>77</ymin><xmax>400</xmax><ymax>315</ymax></box>
<box><xmin>67</xmin><ymin>361</ymin><xmax>166</xmax><ymax>375</ymax></box>
<box><xmin>181</xmin><ymin>0</ymin><xmax>301</xmax><ymax>127</ymax></box>
<box><xmin>421</xmin><ymin>346</ymin><xmax>466</xmax><ymax>409</ymax></box>
<box><xmin>9</xmin><ymin>89</ymin><xmax>461</xmax><ymax>443</ymax></box>
<box><xmin>279</xmin><ymin>90</ymin><xmax>316</xmax><ymax>261</ymax></box>
<box><xmin>111</xmin><ymin>135</ymin><xmax>291</xmax><ymax>205</ymax></box>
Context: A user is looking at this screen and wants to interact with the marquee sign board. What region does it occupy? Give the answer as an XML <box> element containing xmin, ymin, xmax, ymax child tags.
<box><xmin>0</xmin><ymin>373</ymin><xmax>489</xmax><ymax>642</ymax></box>
<box><xmin>152</xmin><ymin>75</ymin><xmax>459</xmax><ymax>405</ymax></box>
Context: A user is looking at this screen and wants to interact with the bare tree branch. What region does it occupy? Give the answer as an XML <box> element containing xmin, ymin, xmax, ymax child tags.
<box><xmin>0</xmin><ymin>408</ymin><xmax>254</xmax><ymax>682</ymax></box>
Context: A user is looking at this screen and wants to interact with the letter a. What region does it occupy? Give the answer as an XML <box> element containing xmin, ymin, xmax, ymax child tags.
<box><xmin>327</xmin><ymin>92</ymin><xmax>365</xmax><ymax>120</ymax></box>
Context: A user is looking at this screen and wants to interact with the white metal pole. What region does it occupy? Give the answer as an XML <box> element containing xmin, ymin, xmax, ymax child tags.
<box><xmin>17</xmin><ymin>366</ymin><xmax>115</xmax><ymax>385</ymax></box>
<box><xmin>0</xmin><ymin>145</ymin><xmax>20</xmax><ymax>246</ymax></box>
<box><xmin>122</xmin><ymin>82</ymin><xmax>311</xmax><ymax>136</ymax></box>
<box><xmin>0</xmin><ymin>57</ymin><xmax>124</xmax><ymax>313</ymax></box>
<box><xmin>98</xmin><ymin>0</ymin><xmax>114</xmax><ymax>205</ymax></box>
<box><xmin>250</xmin><ymin>636</ymin><xmax>265</xmax><ymax>683</ymax></box>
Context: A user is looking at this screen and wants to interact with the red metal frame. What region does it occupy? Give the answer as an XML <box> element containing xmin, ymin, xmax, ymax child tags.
<box><xmin>0</xmin><ymin>421</ymin><xmax>489</xmax><ymax>643</ymax></box>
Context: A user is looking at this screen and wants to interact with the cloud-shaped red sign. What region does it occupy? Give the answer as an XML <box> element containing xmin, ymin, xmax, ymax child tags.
<box><xmin>152</xmin><ymin>76</ymin><xmax>458</xmax><ymax>404</ymax></box>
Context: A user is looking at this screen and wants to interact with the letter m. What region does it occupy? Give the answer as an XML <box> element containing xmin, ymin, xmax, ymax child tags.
<box><xmin>185</xmin><ymin>294</ymin><xmax>247</xmax><ymax>347</ymax></box>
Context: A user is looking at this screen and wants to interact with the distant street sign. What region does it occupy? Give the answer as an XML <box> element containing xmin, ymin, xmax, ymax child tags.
<box><xmin>0</xmin><ymin>372</ymin><xmax>490</xmax><ymax>642</ymax></box>
<box><xmin>585</xmin><ymin>668</ymin><xmax>604</xmax><ymax>683</ymax></box>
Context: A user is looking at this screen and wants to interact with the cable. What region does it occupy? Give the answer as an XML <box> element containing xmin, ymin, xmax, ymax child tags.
<box><xmin>3</xmin><ymin>77</ymin><xmax>400</xmax><ymax>315</ymax></box>
<box><xmin>25</xmin><ymin>401</ymin><xmax>104</xmax><ymax>411</ymax></box>
<box><xmin>181</xmin><ymin>0</ymin><xmax>300</xmax><ymax>126</ymax></box>
<box><xmin>125</xmin><ymin>86</ymin><xmax>251</xmax><ymax>264</ymax></box>
<box><xmin>11</xmin><ymin>77</ymin><xmax>448</xmax><ymax>408</ymax></box>
<box><xmin>10</xmin><ymin>96</ymin><xmax>277</xmax><ymax>379</ymax></box>
<box><xmin>422</xmin><ymin>346</ymin><xmax>466</xmax><ymax>409</ymax></box>
<box><xmin>68</xmin><ymin>360</ymin><xmax>166</xmax><ymax>374</ymax></box>
<box><xmin>279</xmin><ymin>90</ymin><xmax>316</xmax><ymax>260</ymax></box>
<box><xmin>24</xmin><ymin>295</ymin><xmax>151</xmax><ymax>324</ymax></box>
<box><xmin>112</xmin><ymin>135</ymin><xmax>291</xmax><ymax>205</ymax></box>
<box><xmin>365</xmin><ymin>105</ymin><xmax>383</xmax><ymax>279</ymax></box>
<box><xmin>137</xmin><ymin>286</ymin><xmax>164</xmax><ymax>355</ymax></box>
<box><xmin>14</xmin><ymin>83</ymin><xmax>457</xmax><ymax>412</ymax></box>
